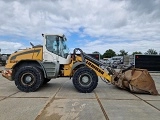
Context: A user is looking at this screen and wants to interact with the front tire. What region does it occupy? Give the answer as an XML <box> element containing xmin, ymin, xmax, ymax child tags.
<box><xmin>14</xmin><ymin>66</ymin><xmax>44</xmax><ymax>92</ymax></box>
<box><xmin>72</xmin><ymin>66</ymin><xmax>98</xmax><ymax>93</ymax></box>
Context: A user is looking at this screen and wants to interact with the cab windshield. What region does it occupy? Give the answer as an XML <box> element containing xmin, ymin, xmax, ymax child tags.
<box><xmin>45</xmin><ymin>35</ymin><xmax>69</xmax><ymax>58</ymax></box>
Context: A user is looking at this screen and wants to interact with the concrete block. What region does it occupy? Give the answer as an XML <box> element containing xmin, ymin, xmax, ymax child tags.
<box><xmin>0</xmin><ymin>82</ymin><xmax>19</xmax><ymax>96</ymax></box>
<box><xmin>56</xmin><ymin>81</ymin><xmax>96</xmax><ymax>99</ymax></box>
<box><xmin>0</xmin><ymin>97</ymin><xmax>5</xmax><ymax>100</ymax></box>
<box><xmin>100</xmin><ymin>99</ymin><xmax>160</xmax><ymax>120</ymax></box>
<box><xmin>36</xmin><ymin>99</ymin><xmax>105</xmax><ymax>120</ymax></box>
<box><xmin>95</xmin><ymin>83</ymin><xmax>139</xmax><ymax>100</ymax></box>
<box><xmin>135</xmin><ymin>94</ymin><xmax>160</xmax><ymax>100</ymax></box>
<box><xmin>146</xmin><ymin>100</ymin><xmax>160</xmax><ymax>110</ymax></box>
<box><xmin>0</xmin><ymin>98</ymin><xmax>48</xmax><ymax>120</ymax></box>
<box><xmin>0</xmin><ymin>77</ymin><xmax>11</xmax><ymax>85</ymax></box>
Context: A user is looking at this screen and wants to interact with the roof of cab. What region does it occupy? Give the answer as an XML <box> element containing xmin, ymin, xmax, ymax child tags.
<box><xmin>43</xmin><ymin>33</ymin><xmax>64</xmax><ymax>37</ymax></box>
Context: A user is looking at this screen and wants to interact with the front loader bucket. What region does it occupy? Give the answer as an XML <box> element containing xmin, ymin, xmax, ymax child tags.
<box><xmin>112</xmin><ymin>68</ymin><xmax>158</xmax><ymax>95</ymax></box>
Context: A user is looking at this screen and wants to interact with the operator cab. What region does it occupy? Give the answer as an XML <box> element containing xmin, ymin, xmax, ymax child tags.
<box><xmin>43</xmin><ymin>34</ymin><xmax>71</xmax><ymax>64</ymax></box>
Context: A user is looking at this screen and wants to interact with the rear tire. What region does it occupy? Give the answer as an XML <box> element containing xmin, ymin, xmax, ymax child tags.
<box><xmin>43</xmin><ymin>78</ymin><xmax>51</xmax><ymax>85</ymax></box>
<box><xmin>15</xmin><ymin>66</ymin><xmax>44</xmax><ymax>92</ymax></box>
<box><xmin>72</xmin><ymin>66</ymin><xmax>98</xmax><ymax>93</ymax></box>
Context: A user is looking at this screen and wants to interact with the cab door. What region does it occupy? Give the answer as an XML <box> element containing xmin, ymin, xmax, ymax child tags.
<box><xmin>43</xmin><ymin>35</ymin><xmax>59</xmax><ymax>62</ymax></box>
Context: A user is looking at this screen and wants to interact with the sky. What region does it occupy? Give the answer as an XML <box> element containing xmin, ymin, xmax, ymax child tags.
<box><xmin>0</xmin><ymin>0</ymin><xmax>160</xmax><ymax>55</ymax></box>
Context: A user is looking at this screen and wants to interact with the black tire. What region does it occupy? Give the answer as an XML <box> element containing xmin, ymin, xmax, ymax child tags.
<box><xmin>14</xmin><ymin>66</ymin><xmax>44</xmax><ymax>92</ymax></box>
<box><xmin>72</xmin><ymin>66</ymin><xmax>98</xmax><ymax>93</ymax></box>
<box><xmin>43</xmin><ymin>78</ymin><xmax>51</xmax><ymax>85</ymax></box>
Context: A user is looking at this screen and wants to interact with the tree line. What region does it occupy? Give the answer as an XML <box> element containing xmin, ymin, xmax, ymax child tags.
<box><xmin>93</xmin><ymin>48</ymin><xmax>159</xmax><ymax>59</ymax></box>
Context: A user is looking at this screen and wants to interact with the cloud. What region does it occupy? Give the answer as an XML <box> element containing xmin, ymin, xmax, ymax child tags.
<box><xmin>73</xmin><ymin>38</ymin><xmax>160</xmax><ymax>55</ymax></box>
<box><xmin>0</xmin><ymin>41</ymin><xmax>26</xmax><ymax>54</ymax></box>
<box><xmin>0</xmin><ymin>0</ymin><xmax>160</xmax><ymax>55</ymax></box>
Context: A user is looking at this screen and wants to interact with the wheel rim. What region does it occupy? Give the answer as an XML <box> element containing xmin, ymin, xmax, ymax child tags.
<box><xmin>79</xmin><ymin>73</ymin><xmax>92</xmax><ymax>87</ymax></box>
<box><xmin>21</xmin><ymin>73</ymin><xmax>35</xmax><ymax>86</ymax></box>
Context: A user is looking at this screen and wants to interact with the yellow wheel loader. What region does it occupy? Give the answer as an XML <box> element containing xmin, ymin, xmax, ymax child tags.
<box><xmin>1</xmin><ymin>34</ymin><xmax>158</xmax><ymax>95</ymax></box>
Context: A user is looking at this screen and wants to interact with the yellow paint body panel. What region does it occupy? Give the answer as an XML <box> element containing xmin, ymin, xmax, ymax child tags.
<box><xmin>5</xmin><ymin>47</ymin><xmax>43</xmax><ymax>69</ymax></box>
<box><xmin>63</xmin><ymin>63</ymin><xmax>73</xmax><ymax>76</ymax></box>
